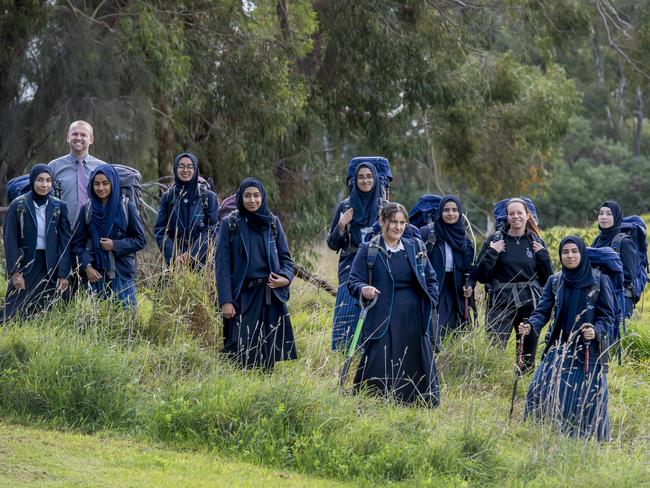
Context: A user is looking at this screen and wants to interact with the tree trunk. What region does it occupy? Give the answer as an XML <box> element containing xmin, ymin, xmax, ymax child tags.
<box><xmin>633</xmin><ymin>85</ymin><xmax>644</xmax><ymax>157</ymax></box>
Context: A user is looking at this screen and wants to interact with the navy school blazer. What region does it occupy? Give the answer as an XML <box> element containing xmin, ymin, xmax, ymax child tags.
<box><xmin>3</xmin><ymin>192</ymin><xmax>72</xmax><ymax>278</ymax></box>
<box><xmin>420</xmin><ymin>224</ymin><xmax>475</xmax><ymax>306</ymax></box>
<box><xmin>153</xmin><ymin>189</ymin><xmax>219</xmax><ymax>265</ymax></box>
<box><xmin>216</xmin><ymin>214</ymin><xmax>294</xmax><ymax>307</ymax></box>
<box><xmin>71</xmin><ymin>201</ymin><xmax>146</xmax><ymax>281</ymax></box>
<box><xmin>347</xmin><ymin>237</ymin><xmax>439</xmax><ymax>341</ymax></box>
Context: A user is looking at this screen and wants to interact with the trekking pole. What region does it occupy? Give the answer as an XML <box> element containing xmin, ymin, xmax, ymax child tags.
<box><xmin>339</xmin><ymin>294</ymin><xmax>378</xmax><ymax>391</ymax></box>
<box><xmin>585</xmin><ymin>339</ymin><xmax>590</xmax><ymax>375</ymax></box>
<box><xmin>463</xmin><ymin>273</ymin><xmax>470</xmax><ymax>323</ymax></box>
<box><xmin>509</xmin><ymin>322</ymin><xmax>527</xmax><ymax>420</ymax></box>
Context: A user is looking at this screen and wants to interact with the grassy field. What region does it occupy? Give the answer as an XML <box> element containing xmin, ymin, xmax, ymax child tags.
<box><xmin>0</xmin><ymin>242</ymin><xmax>648</xmax><ymax>487</ymax></box>
<box><xmin>0</xmin><ymin>422</ymin><xmax>351</xmax><ymax>487</ymax></box>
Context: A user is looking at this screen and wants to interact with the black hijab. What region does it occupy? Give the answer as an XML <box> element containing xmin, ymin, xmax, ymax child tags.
<box><xmin>348</xmin><ymin>163</ymin><xmax>381</xmax><ymax>246</ymax></box>
<box><xmin>236</xmin><ymin>177</ymin><xmax>275</xmax><ymax>233</ymax></box>
<box><xmin>593</xmin><ymin>200</ymin><xmax>623</xmax><ymax>248</ymax></box>
<box><xmin>558</xmin><ymin>236</ymin><xmax>593</xmax><ymax>335</ymax></box>
<box><xmin>433</xmin><ymin>194</ymin><xmax>467</xmax><ymax>252</ymax></box>
<box><xmin>29</xmin><ymin>163</ymin><xmax>52</xmax><ymax>206</ymax></box>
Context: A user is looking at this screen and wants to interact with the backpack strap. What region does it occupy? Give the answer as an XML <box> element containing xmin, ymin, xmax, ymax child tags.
<box><xmin>271</xmin><ymin>216</ymin><xmax>279</xmax><ymax>241</ymax></box>
<box><xmin>367</xmin><ymin>235</ymin><xmax>382</xmax><ymax>286</ymax></box>
<box><xmin>228</xmin><ymin>210</ymin><xmax>240</xmax><ymax>242</ymax></box>
<box><xmin>121</xmin><ymin>193</ymin><xmax>130</xmax><ymax>228</ymax></box>
<box><xmin>15</xmin><ymin>195</ymin><xmax>27</xmax><ymax>240</ymax></box>
<box><xmin>551</xmin><ymin>271</ymin><xmax>562</xmax><ymax>299</ymax></box>
<box><xmin>425</xmin><ymin>221</ymin><xmax>436</xmax><ymax>254</ymax></box>
<box><xmin>199</xmin><ymin>183</ymin><xmax>209</xmax><ymax>214</ymax></box>
<box><xmin>611</xmin><ymin>232</ymin><xmax>628</xmax><ymax>254</ymax></box>
<box><xmin>52</xmin><ymin>199</ymin><xmax>62</xmax><ymax>228</ymax></box>
<box><xmin>85</xmin><ymin>202</ymin><xmax>92</xmax><ymax>226</ymax></box>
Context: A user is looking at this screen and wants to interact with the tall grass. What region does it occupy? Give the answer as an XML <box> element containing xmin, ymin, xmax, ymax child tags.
<box><xmin>0</xmin><ymin>247</ymin><xmax>647</xmax><ymax>484</ymax></box>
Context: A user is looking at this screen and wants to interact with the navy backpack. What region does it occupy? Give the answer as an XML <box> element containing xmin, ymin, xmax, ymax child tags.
<box><xmin>612</xmin><ymin>215</ymin><xmax>649</xmax><ymax>301</ymax></box>
<box><xmin>408</xmin><ymin>194</ymin><xmax>442</xmax><ymax>229</ymax></box>
<box><xmin>493</xmin><ymin>197</ymin><xmax>539</xmax><ymax>230</ymax></box>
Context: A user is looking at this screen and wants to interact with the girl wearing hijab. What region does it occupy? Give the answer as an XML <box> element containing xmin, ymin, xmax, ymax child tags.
<box><xmin>348</xmin><ymin>202</ymin><xmax>439</xmax><ymax>405</ymax></box>
<box><xmin>72</xmin><ymin>164</ymin><xmax>146</xmax><ymax>306</ymax></box>
<box><xmin>519</xmin><ymin>236</ymin><xmax>614</xmax><ymax>441</ymax></box>
<box><xmin>154</xmin><ymin>152</ymin><xmax>219</xmax><ymax>268</ymax></box>
<box><xmin>420</xmin><ymin>195</ymin><xmax>475</xmax><ymax>341</ymax></box>
<box><xmin>592</xmin><ymin>201</ymin><xmax>638</xmax><ymax>318</ymax></box>
<box><xmin>474</xmin><ymin>198</ymin><xmax>554</xmax><ymax>373</ymax></box>
<box><xmin>2</xmin><ymin>164</ymin><xmax>71</xmax><ymax>322</ymax></box>
<box><xmin>328</xmin><ymin>163</ymin><xmax>383</xmax><ymax>350</ymax></box>
<box><xmin>216</xmin><ymin>177</ymin><xmax>297</xmax><ymax>371</ymax></box>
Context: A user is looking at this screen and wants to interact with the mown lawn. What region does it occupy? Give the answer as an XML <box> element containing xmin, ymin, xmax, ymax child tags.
<box><xmin>0</xmin><ymin>422</ymin><xmax>351</xmax><ymax>488</ymax></box>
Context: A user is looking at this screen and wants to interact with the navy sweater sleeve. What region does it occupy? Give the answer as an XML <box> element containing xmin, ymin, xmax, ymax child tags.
<box><xmin>327</xmin><ymin>202</ymin><xmax>348</xmax><ymax>251</ymax></box>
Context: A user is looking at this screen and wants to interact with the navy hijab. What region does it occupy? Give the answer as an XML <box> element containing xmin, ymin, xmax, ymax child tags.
<box><xmin>87</xmin><ymin>164</ymin><xmax>127</xmax><ymax>271</ymax></box>
<box><xmin>593</xmin><ymin>200</ymin><xmax>623</xmax><ymax>248</ymax></box>
<box><xmin>348</xmin><ymin>163</ymin><xmax>381</xmax><ymax>246</ymax></box>
<box><xmin>236</xmin><ymin>177</ymin><xmax>275</xmax><ymax>233</ymax></box>
<box><xmin>173</xmin><ymin>152</ymin><xmax>200</xmax><ymax>228</ymax></box>
<box><xmin>434</xmin><ymin>195</ymin><xmax>467</xmax><ymax>252</ymax></box>
<box><xmin>558</xmin><ymin>236</ymin><xmax>593</xmax><ymax>335</ymax></box>
<box><xmin>29</xmin><ymin>163</ymin><xmax>53</xmax><ymax>206</ymax></box>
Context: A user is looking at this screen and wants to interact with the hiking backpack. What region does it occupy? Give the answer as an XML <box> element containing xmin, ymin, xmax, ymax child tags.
<box><xmin>346</xmin><ymin>156</ymin><xmax>392</xmax><ymax>200</ymax></box>
<box><xmin>84</xmin><ymin>163</ymin><xmax>143</xmax><ymax>227</ymax></box>
<box><xmin>611</xmin><ymin>215</ymin><xmax>649</xmax><ymax>301</ymax></box>
<box><xmin>408</xmin><ymin>194</ymin><xmax>442</xmax><ymax>229</ymax></box>
<box><xmin>6</xmin><ymin>169</ymin><xmax>61</xmax><ymax>203</ymax></box>
<box><xmin>493</xmin><ymin>197</ymin><xmax>539</xmax><ymax>231</ymax></box>
<box><xmin>551</xmin><ymin>246</ymin><xmax>625</xmax><ymax>364</ymax></box>
<box><xmin>217</xmin><ymin>193</ymin><xmax>237</xmax><ymax>223</ymax></box>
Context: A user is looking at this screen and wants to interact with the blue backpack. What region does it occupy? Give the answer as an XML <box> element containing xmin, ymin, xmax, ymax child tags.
<box><xmin>6</xmin><ymin>174</ymin><xmax>31</xmax><ymax>202</ymax></box>
<box><xmin>611</xmin><ymin>215</ymin><xmax>648</xmax><ymax>301</ymax></box>
<box><xmin>553</xmin><ymin>246</ymin><xmax>625</xmax><ymax>364</ymax></box>
<box><xmin>493</xmin><ymin>197</ymin><xmax>539</xmax><ymax>230</ymax></box>
<box><xmin>408</xmin><ymin>194</ymin><xmax>442</xmax><ymax>229</ymax></box>
<box><xmin>346</xmin><ymin>156</ymin><xmax>392</xmax><ymax>199</ymax></box>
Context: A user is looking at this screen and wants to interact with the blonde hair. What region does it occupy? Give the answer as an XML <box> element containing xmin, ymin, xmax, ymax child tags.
<box><xmin>67</xmin><ymin>120</ymin><xmax>94</xmax><ymax>137</ymax></box>
<box><xmin>507</xmin><ymin>198</ymin><xmax>541</xmax><ymax>238</ymax></box>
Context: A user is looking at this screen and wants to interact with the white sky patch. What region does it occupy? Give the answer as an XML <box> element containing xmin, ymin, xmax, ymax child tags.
<box><xmin>242</xmin><ymin>0</ymin><xmax>256</xmax><ymax>15</ymax></box>
<box><xmin>18</xmin><ymin>75</ymin><xmax>37</xmax><ymax>103</ymax></box>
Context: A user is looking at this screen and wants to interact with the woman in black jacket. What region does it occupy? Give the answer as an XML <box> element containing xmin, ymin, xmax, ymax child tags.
<box><xmin>474</xmin><ymin>198</ymin><xmax>553</xmax><ymax>372</ymax></box>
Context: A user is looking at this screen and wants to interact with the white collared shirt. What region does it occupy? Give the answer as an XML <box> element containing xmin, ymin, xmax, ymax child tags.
<box><xmin>384</xmin><ymin>239</ymin><xmax>405</xmax><ymax>253</ymax></box>
<box><xmin>35</xmin><ymin>202</ymin><xmax>47</xmax><ymax>250</ymax></box>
